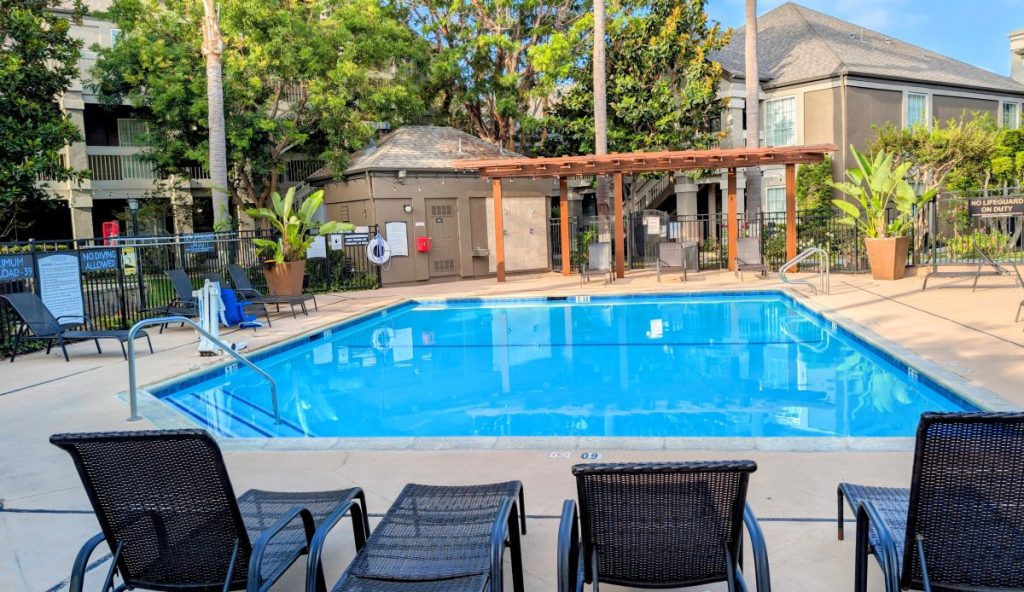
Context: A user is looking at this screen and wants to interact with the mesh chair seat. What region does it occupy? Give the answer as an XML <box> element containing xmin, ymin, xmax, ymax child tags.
<box><xmin>329</xmin><ymin>482</ymin><xmax>524</xmax><ymax>592</ymax></box>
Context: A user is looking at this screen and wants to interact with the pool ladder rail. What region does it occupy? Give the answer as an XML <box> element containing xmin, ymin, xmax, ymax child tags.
<box><xmin>779</xmin><ymin>247</ymin><xmax>830</xmax><ymax>295</ymax></box>
<box><xmin>125</xmin><ymin>316</ymin><xmax>280</xmax><ymax>425</ymax></box>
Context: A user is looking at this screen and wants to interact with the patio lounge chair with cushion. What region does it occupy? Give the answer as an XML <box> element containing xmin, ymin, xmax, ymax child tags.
<box><xmin>206</xmin><ymin>272</ymin><xmax>272</xmax><ymax>327</ymax></box>
<box><xmin>837</xmin><ymin>411</ymin><xmax>1024</xmax><ymax>592</ymax></box>
<box><xmin>558</xmin><ymin>462</ymin><xmax>771</xmax><ymax>592</ymax></box>
<box><xmin>734</xmin><ymin>237</ymin><xmax>768</xmax><ymax>281</ymax></box>
<box><xmin>227</xmin><ymin>264</ymin><xmax>318</xmax><ymax>319</ymax></box>
<box><xmin>1</xmin><ymin>292</ymin><xmax>152</xmax><ymax>362</ymax></box>
<box><xmin>160</xmin><ymin>269</ymin><xmax>200</xmax><ymax>333</ymax></box>
<box><xmin>581</xmin><ymin>242</ymin><xmax>614</xmax><ymax>286</ymax></box>
<box><xmin>310</xmin><ymin>481</ymin><xmax>526</xmax><ymax>592</ymax></box>
<box><xmin>51</xmin><ymin>429</ymin><xmax>369</xmax><ymax>592</ymax></box>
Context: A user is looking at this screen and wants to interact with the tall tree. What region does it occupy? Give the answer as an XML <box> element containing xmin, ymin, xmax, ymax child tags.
<box><xmin>743</xmin><ymin>0</ymin><xmax>761</xmax><ymax>213</ymax></box>
<box><xmin>0</xmin><ymin>0</ymin><xmax>88</xmax><ymax>239</ymax></box>
<box><xmin>404</xmin><ymin>0</ymin><xmax>584</xmax><ymax>150</ymax></box>
<box><xmin>200</xmin><ymin>0</ymin><xmax>229</xmax><ymax>227</ymax></box>
<box><xmin>592</xmin><ymin>0</ymin><xmax>609</xmax><ymax>212</ymax></box>
<box><xmin>92</xmin><ymin>0</ymin><xmax>428</xmax><ymax>212</ymax></box>
<box><xmin>536</xmin><ymin>0</ymin><xmax>730</xmax><ymax>156</ymax></box>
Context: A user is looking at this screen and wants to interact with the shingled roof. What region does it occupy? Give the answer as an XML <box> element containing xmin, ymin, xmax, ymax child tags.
<box><xmin>307</xmin><ymin>126</ymin><xmax>521</xmax><ymax>183</ymax></box>
<box><xmin>713</xmin><ymin>2</ymin><xmax>1024</xmax><ymax>95</ymax></box>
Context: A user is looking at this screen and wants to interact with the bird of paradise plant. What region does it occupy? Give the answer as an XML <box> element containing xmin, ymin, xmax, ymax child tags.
<box><xmin>246</xmin><ymin>187</ymin><xmax>351</xmax><ymax>263</ymax></box>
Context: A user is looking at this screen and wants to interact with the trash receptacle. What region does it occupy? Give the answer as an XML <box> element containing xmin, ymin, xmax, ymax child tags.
<box><xmin>680</xmin><ymin>241</ymin><xmax>698</xmax><ymax>271</ymax></box>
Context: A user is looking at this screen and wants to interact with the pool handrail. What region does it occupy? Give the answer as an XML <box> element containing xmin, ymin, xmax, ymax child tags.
<box><xmin>779</xmin><ymin>247</ymin><xmax>830</xmax><ymax>295</ymax></box>
<box><xmin>126</xmin><ymin>316</ymin><xmax>280</xmax><ymax>424</ymax></box>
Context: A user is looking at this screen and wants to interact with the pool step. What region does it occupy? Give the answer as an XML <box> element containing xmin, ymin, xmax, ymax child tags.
<box><xmin>165</xmin><ymin>388</ymin><xmax>308</xmax><ymax>437</ymax></box>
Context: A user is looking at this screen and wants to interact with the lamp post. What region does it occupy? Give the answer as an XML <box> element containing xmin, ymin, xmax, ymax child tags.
<box><xmin>126</xmin><ymin>197</ymin><xmax>147</xmax><ymax>312</ymax></box>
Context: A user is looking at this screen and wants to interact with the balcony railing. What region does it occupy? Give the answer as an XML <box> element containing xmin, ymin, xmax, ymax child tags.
<box><xmin>86</xmin><ymin>146</ymin><xmax>157</xmax><ymax>181</ymax></box>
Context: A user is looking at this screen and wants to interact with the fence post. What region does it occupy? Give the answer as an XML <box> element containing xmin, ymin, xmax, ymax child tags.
<box><xmin>929</xmin><ymin>200</ymin><xmax>938</xmax><ymax>273</ymax></box>
<box><xmin>853</xmin><ymin>225</ymin><xmax>860</xmax><ymax>273</ymax></box>
<box><xmin>117</xmin><ymin>247</ymin><xmax>129</xmax><ymax>329</ymax></box>
<box><xmin>28</xmin><ymin>239</ymin><xmax>38</xmax><ymax>295</ymax></box>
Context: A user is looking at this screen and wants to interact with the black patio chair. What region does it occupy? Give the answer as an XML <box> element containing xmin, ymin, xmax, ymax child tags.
<box><xmin>310</xmin><ymin>481</ymin><xmax>527</xmax><ymax>592</ymax></box>
<box><xmin>206</xmin><ymin>272</ymin><xmax>273</xmax><ymax>328</ymax></box>
<box><xmin>734</xmin><ymin>237</ymin><xmax>768</xmax><ymax>281</ymax></box>
<box><xmin>559</xmin><ymin>461</ymin><xmax>771</xmax><ymax>592</ymax></box>
<box><xmin>160</xmin><ymin>269</ymin><xmax>199</xmax><ymax>333</ymax></box>
<box><xmin>656</xmin><ymin>241</ymin><xmax>688</xmax><ymax>283</ymax></box>
<box><xmin>580</xmin><ymin>242</ymin><xmax>614</xmax><ymax>286</ymax></box>
<box><xmin>837</xmin><ymin>411</ymin><xmax>1024</xmax><ymax>592</ymax></box>
<box><xmin>51</xmin><ymin>429</ymin><xmax>369</xmax><ymax>592</ymax></box>
<box><xmin>1</xmin><ymin>292</ymin><xmax>152</xmax><ymax>362</ymax></box>
<box><xmin>227</xmin><ymin>264</ymin><xmax>318</xmax><ymax>319</ymax></box>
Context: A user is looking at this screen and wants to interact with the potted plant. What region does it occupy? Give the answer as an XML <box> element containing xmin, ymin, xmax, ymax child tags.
<box><xmin>831</xmin><ymin>147</ymin><xmax>936</xmax><ymax>280</ymax></box>
<box><xmin>246</xmin><ymin>187</ymin><xmax>350</xmax><ymax>295</ymax></box>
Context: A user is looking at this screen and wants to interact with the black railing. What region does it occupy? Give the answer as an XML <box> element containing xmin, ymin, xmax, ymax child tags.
<box><xmin>0</xmin><ymin>229</ymin><xmax>380</xmax><ymax>359</ymax></box>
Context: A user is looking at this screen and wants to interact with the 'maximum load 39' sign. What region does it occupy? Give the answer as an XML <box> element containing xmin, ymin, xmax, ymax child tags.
<box><xmin>967</xmin><ymin>196</ymin><xmax>1024</xmax><ymax>217</ymax></box>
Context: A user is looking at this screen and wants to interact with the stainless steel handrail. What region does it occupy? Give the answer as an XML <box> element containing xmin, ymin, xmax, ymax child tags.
<box><xmin>779</xmin><ymin>247</ymin><xmax>830</xmax><ymax>295</ymax></box>
<box><xmin>126</xmin><ymin>316</ymin><xmax>280</xmax><ymax>424</ymax></box>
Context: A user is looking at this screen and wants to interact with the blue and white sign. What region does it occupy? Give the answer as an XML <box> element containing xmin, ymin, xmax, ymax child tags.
<box><xmin>0</xmin><ymin>254</ymin><xmax>33</xmax><ymax>281</ymax></box>
<box><xmin>79</xmin><ymin>248</ymin><xmax>119</xmax><ymax>272</ymax></box>
<box><xmin>184</xmin><ymin>233</ymin><xmax>216</xmax><ymax>253</ymax></box>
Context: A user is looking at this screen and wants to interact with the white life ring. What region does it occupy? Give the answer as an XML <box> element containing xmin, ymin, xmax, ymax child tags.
<box><xmin>372</xmin><ymin>326</ymin><xmax>395</xmax><ymax>352</ymax></box>
<box><xmin>367</xmin><ymin>233</ymin><xmax>391</xmax><ymax>266</ymax></box>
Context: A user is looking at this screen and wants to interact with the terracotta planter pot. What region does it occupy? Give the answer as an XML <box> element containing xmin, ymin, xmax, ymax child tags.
<box><xmin>865</xmin><ymin>236</ymin><xmax>910</xmax><ymax>280</ymax></box>
<box><xmin>263</xmin><ymin>260</ymin><xmax>306</xmax><ymax>296</ymax></box>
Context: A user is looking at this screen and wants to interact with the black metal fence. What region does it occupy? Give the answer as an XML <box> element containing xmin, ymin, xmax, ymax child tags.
<box><xmin>924</xmin><ymin>192</ymin><xmax>1024</xmax><ymax>267</ymax></box>
<box><xmin>0</xmin><ymin>229</ymin><xmax>380</xmax><ymax>358</ymax></box>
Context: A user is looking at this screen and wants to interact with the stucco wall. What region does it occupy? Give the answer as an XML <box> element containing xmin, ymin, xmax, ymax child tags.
<box><xmin>845</xmin><ymin>86</ymin><xmax>902</xmax><ymax>151</ymax></box>
<box><xmin>933</xmin><ymin>95</ymin><xmax>998</xmax><ymax>124</ymax></box>
<box><xmin>803</xmin><ymin>88</ymin><xmax>841</xmax><ymax>146</ymax></box>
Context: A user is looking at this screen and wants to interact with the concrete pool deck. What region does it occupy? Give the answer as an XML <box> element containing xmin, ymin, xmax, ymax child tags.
<box><xmin>2</xmin><ymin>267</ymin><xmax>1023</xmax><ymax>591</ymax></box>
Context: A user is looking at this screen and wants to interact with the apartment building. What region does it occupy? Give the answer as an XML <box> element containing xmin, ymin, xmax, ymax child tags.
<box><xmin>38</xmin><ymin>2</ymin><xmax>321</xmax><ymax>240</ymax></box>
<box><xmin>643</xmin><ymin>2</ymin><xmax>1024</xmax><ymax>222</ymax></box>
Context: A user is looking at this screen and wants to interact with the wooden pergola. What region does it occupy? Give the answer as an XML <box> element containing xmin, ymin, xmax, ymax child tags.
<box><xmin>454</xmin><ymin>144</ymin><xmax>836</xmax><ymax>282</ymax></box>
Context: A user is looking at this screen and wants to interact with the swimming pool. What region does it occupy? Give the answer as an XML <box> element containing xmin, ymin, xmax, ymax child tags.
<box><xmin>151</xmin><ymin>292</ymin><xmax>975</xmax><ymax>439</ymax></box>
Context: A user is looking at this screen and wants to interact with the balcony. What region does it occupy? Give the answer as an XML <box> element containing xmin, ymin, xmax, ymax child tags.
<box><xmin>86</xmin><ymin>146</ymin><xmax>158</xmax><ymax>190</ymax></box>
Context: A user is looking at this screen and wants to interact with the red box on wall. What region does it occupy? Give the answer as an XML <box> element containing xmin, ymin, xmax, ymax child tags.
<box><xmin>101</xmin><ymin>221</ymin><xmax>120</xmax><ymax>246</ymax></box>
<box><xmin>416</xmin><ymin>236</ymin><xmax>431</xmax><ymax>252</ymax></box>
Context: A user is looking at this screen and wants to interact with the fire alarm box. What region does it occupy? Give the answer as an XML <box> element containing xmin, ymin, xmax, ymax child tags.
<box><xmin>416</xmin><ymin>236</ymin><xmax>432</xmax><ymax>253</ymax></box>
<box><xmin>101</xmin><ymin>221</ymin><xmax>120</xmax><ymax>245</ymax></box>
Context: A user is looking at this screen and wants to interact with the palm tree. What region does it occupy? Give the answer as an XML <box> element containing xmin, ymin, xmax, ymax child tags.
<box><xmin>593</xmin><ymin>0</ymin><xmax>609</xmax><ymax>214</ymax></box>
<box><xmin>744</xmin><ymin>0</ymin><xmax>761</xmax><ymax>214</ymax></box>
<box><xmin>201</xmin><ymin>0</ymin><xmax>230</xmax><ymax>228</ymax></box>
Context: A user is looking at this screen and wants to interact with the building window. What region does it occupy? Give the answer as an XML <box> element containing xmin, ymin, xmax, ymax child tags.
<box><xmin>117</xmin><ymin>119</ymin><xmax>148</xmax><ymax>147</ymax></box>
<box><xmin>110</xmin><ymin>29</ymin><xmax>121</xmax><ymax>47</ymax></box>
<box><xmin>905</xmin><ymin>93</ymin><xmax>928</xmax><ymax>127</ymax></box>
<box><xmin>766</xmin><ymin>187</ymin><xmax>786</xmax><ymax>213</ymax></box>
<box><xmin>1002</xmin><ymin>103</ymin><xmax>1020</xmax><ymax>129</ymax></box>
<box><xmin>764</xmin><ymin>97</ymin><xmax>796</xmax><ymax>147</ymax></box>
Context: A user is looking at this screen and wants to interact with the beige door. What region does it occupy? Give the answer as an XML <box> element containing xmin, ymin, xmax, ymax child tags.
<box><xmin>426</xmin><ymin>199</ymin><xmax>460</xmax><ymax>277</ymax></box>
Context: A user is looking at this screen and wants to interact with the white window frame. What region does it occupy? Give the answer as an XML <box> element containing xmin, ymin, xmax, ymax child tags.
<box><xmin>765</xmin><ymin>186</ymin><xmax>787</xmax><ymax>213</ymax></box>
<box><xmin>763</xmin><ymin>96</ymin><xmax>797</xmax><ymax>147</ymax></box>
<box><xmin>904</xmin><ymin>92</ymin><xmax>930</xmax><ymax>128</ymax></box>
<box><xmin>1001</xmin><ymin>101</ymin><xmax>1021</xmax><ymax>129</ymax></box>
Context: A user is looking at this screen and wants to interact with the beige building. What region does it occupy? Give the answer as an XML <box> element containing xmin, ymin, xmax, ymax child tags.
<box><xmin>308</xmin><ymin>126</ymin><xmax>553</xmax><ymax>285</ymax></box>
<box><xmin>631</xmin><ymin>2</ymin><xmax>1024</xmax><ymax>220</ymax></box>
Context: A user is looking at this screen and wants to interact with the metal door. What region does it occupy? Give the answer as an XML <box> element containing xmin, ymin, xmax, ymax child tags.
<box><xmin>426</xmin><ymin>199</ymin><xmax>460</xmax><ymax>277</ymax></box>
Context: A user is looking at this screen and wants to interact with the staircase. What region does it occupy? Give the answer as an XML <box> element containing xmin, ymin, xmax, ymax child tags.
<box><xmin>626</xmin><ymin>174</ymin><xmax>676</xmax><ymax>214</ymax></box>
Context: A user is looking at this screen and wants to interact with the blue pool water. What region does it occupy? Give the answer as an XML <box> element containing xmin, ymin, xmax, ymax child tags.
<box><xmin>154</xmin><ymin>293</ymin><xmax>975</xmax><ymax>438</ymax></box>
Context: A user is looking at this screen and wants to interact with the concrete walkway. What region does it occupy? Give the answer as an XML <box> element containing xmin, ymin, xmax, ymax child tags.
<box><xmin>1</xmin><ymin>267</ymin><xmax>1022</xmax><ymax>591</ymax></box>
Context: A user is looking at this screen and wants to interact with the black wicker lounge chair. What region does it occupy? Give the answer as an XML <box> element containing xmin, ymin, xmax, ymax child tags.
<box><xmin>51</xmin><ymin>429</ymin><xmax>369</xmax><ymax>592</ymax></box>
<box><xmin>837</xmin><ymin>411</ymin><xmax>1024</xmax><ymax>592</ymax></box>
<box><xmin>227</xmin><ymin>264</ymin><xmax>318</xmax><ymax>319</ymax></box>
<box><xmin>311</xmin><ymin>481</ymin><xmax>526</xmax><ymax>592</ymax></box>
<box><xmin>160</xmin><ymin>269</ymin><xmax>200</xmax><ymax>332</ymax></box>
<box><xmin>559</xmin><ymin>462</ymin><xmax>771</xmax><ymax>592</ymax></box>
<box><xmin>206</xmin><ymin>272</ymin><xmax>272</xmax><ymax>327</ymax></box>
<box><xmin>734</xmin><ymin>237</ymin><xmax>768</xmax><ymax>281</ymax></box>
<box><xmin>1</xmin><ymin>292</ymin><xmax>152</xmax><ymax>362</ymax></box>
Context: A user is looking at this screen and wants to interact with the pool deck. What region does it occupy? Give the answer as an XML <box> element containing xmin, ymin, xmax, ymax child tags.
<box><xmin>2</xmin><ymin>267</ymin><xmax>1023</xmax><ymax>591</ymax></box>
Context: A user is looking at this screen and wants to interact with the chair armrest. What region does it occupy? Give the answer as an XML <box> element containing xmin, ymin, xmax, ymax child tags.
<box><xmin>248</xmin><ymin>506</ymin><xmax>316</xmax><ymax>592</ymax></box>
<box><xmin>56</xmin><ymin>314</ymin><xmax>90</xmax><ymax>329</ymax></box>
<box><xmin>489</xmin><ymin>497</ymin><xmax>515</xmax><ymax>592</ymax></box>
<box><xmin>856</xmin><ymin>500</ymin><xmax>901</xmax><ymax>592</ymax></box>
<box><xmin>558</xmin><ymin>499</ymin><xmax>584</xmax><ymax>592</ymax></box>
<box><xmin>69</xmin><ymin>532</ymin><xmax>107</xmax><ymax>592</ymax></box>
<box><xmin>305</xmin><ymin>499</ymin><xmax>366</xmax><ymax>592</ymax></box>
<box><xmin>742</xmin><ymin>503</ymin><xmax>772</xmax><ymax>592</ymax></box>
<box><xmin>236</xmin><ymin>288</ymin><xmax>263</xmax><ymax>299</ymax></box>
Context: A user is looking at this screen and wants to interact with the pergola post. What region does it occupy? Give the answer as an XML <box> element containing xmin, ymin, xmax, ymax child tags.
<box><xmin>613</xmin><ymin>172</ymin><xmax>625</xmax><ymax>278</ymax></box>
<box><xmin>785</xmin><ymin>163</ymin><xmax>797</xmax><ymax>262</ymax></box>
<box><xmin>727</xmin><ymin>168</ymin><xmax>738</xmax><ymax>271</ymax></box>
<box><xmin>492</xmin><ymin>177</ymin><xmax>505</xmax><ymax>282</ymax></box>
<box><xmin>559</xmin><ymin>178</ymin><xmax>570</xmax><ymax>276</ymax></box>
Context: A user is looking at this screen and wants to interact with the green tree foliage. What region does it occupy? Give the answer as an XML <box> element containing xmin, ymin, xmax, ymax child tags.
<box><xmin>401</xmin><ymin>0</ymin><xmax>584</xmax><ymax>150</ymax></box>
<box><xmin>796</xmin><ymin>159</ymin><xmax>833</xmax><ymax>216</ymax></box>
<box><xmin>92</xmin><ymin>0</ymin><xmax>428</xmax><ymax>210</ymax></box>
<box><xmin>533</xmin><ymin>0</ymin><xmax>730</xmax><ymax>156</ymax></box>
<box><xmin>0</xmin><ymin>0</ymin><xmax>88</xmax><ymax>239</ymax></box>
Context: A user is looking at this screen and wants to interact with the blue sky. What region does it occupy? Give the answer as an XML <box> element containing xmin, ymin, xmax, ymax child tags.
<box><xmin>706</xmin><ymin>0</ymin><xmax>1024</xmax><ymax>77</ymax></box>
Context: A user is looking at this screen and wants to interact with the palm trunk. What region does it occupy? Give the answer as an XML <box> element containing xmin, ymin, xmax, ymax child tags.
<box><xmin>593</xmin><ymin>0</ymin><xmax>609</xmax><ymax>215</ymax></box>
<box><xmin>743</xmin><ymin>0</ymin><xmax>761</xmax><ymax>215</ymax></box>
<box><xmin>202</xmin><ymin>0</ymin><xmax>230</xmax><ymax>229</ymax></box>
